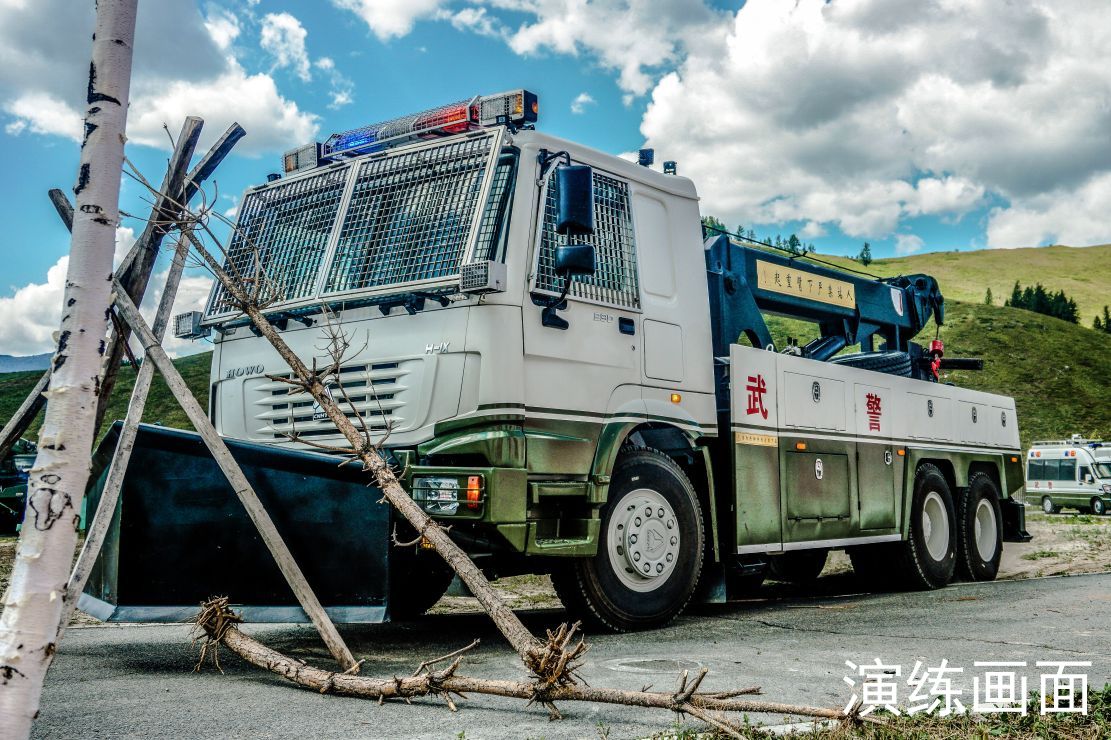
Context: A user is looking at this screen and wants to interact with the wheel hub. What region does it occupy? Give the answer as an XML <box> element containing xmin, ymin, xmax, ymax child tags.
<box><xmin>921</xmin><ymin>490</ymin><xmax>950</xmax><ymax>562</ymax></box>
<box><xmin>973</xmin><ymin>498</ymin><xmax>998</xmax><ymax>561</ymax></box>
<box><xmin>608</xmin><ymin>489</ymin><xmax>681</xmax><ymax>592</ymax></box>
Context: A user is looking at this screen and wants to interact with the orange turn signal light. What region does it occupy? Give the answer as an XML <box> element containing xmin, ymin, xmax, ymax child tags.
<box><xmin>466</xmin><ymin>475</ymin><xmax>481</xmax><ymax>510</ymax></box>
<box><xmin>1010</xmin><ymin>456</ymin><xmax>1019</xmax><ymax>463</ymax></box>
<box><xmin>795</xmin><ymin>442</ymin><xmax>807</xmax><ymax>451</ymax></box>
<box><xmin>670</xmin><ymin>393</ymin><xmax>682</xmax><ymax>404</ymax></box>
<box><xmin>896</xmin><ymin>449</ymin><xmax>906</xmax><ymax>456</ymax></box>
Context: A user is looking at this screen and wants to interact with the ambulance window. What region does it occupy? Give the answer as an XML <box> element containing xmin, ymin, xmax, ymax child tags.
<box><xmin>1042</xmin><ymin>460</ymin><xmax>1058</xmax><ymax>480</ymax></box>
<box><xmin>1059</xmin><ymin>459</ymin><xmax>1076</xmax><ymax>481</ymax></box>
<box><xmin>534</xmin><ymin>169</ymin><xmax>640</xmax><ymax>309</ymax></box>
<box><xmin>1079</xmin><ymin>465</ymin><xmax>1091</xmax><ymax>482</ymax></box>
<box><xmin>1027</xmin><ymin>460</ymin><xmax>1043</xmax><ymax>480</ymax></box>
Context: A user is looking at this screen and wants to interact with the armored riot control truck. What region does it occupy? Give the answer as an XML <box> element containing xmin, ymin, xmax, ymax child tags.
<box><xmin>82</xmin><ymin>90</ymin><xmax>1030</xmax><ymax>631</ymax></box>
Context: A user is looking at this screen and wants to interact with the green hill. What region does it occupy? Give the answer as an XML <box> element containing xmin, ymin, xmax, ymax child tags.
<box><xmin>817</xmin><ymin>244</ymin><xmax>1111</xmax><ymax>327</ymax></box>
<box><xmin>0</xmin><ymin>352</ymin><xmax>211</xmax><ymax>444</ymax></box>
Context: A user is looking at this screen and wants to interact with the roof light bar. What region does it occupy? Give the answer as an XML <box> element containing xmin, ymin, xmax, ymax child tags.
<box><xmin>312</xmin><ymin>89</ymin><xmax>537</xmax><ymax>165</ymax></box>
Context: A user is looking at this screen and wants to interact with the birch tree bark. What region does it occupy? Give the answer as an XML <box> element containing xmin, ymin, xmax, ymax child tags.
<box><xmin>0</xmin><ymin>2</ymin><xmax>138</xmax><ymax>736</ymax></box>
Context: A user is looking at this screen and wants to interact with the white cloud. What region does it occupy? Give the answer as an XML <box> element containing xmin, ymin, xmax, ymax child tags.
<box><xmin>496</xmin><ymin>0</ymin><xmax>727</xmax><ymax>96</ymax></box>
<box><xmin>448</xmin><ymin>7</ymin><xmax>504</xmax><ymax>38</ymax></box>
<box><xmin>894</xmin><ymin>233</ymin><xmax>924</xmax><ymax>256</ymax></box>
<box><xmin>0</xmin><ymin>228</ymin><xmax>135</xmax><ymax>357</ymax></box>
<box><xmin>204</xmin><ymin>7</ymin><xmax>241</xmax><ymax>52</ymax></box>
<box><xmin>315</xmin><ymin>57</ymin><xmax>355</xmax><ymax>110</ymax></box>
<box><xmin>332</xmin><ymin>0</ymin><xmax>448</xmax><ymax>41</ymax></box>
<box><xmin>570</xmin><ymin>92</ymin><xmax>595</xmax><ymax>115</ymax></box>
<box><xmin>986</xmin><ymin>172</ymin><xmax>1111</xmax><ymax>249</ymax></box>
<box><xmin>0</xmin><ymin>0</ymin><xmax>319</xmax><ymax>156</ymax></box>
<box><xmin>126</xmin><ymin>61</ymin><xmax>318</xmax><ymax>155</ymax></box>
<box><xmin>637</xmin><ymin>0</ymin><xmax>1111</xmax><ymax>245</ymax></box>
<box><xmin>260</xmin><ymin>12</ymin><xmax>312</xmax><ymax>82</ymax></box>
<box><xmin>3</xmin><ymin>92</ymin><xmax>82</xmax><ymax>142</ymax></box>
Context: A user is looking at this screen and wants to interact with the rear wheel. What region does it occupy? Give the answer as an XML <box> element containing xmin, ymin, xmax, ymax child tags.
<box><xmin>1041</xmin><ymin>496</ymin><xmax>1059</xmax><ymax>515</ymax></box>
<box><xmin>892</xmin><ymin>464</ymin><xmax>957</xmax><ymax>589</ymax></box>
<box><xmin>1092</xmin><ymin>498</ymin><xmax>1107</xmax><ymax>516</ymax></box>
<box><xmin>552</xmin><ymin>447</ymin><xmax>704</xmax><ymax>632</ymax></box>
<box><xmin>767</xmin><ymin>549</ymin><xmax>828</xmax><ymax>584</ymax></box>
<box><xmin>956</xmin><ymin>473</ymin><xmax>1002</xmax><ymax>581</ymax></box>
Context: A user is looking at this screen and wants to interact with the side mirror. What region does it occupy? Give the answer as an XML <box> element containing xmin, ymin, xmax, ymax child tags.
<box><xmin>556</xmin><ymin>165</ymin><xmax>595</xmax><ymax>236</ymax></box>
<box><xmin>1086</xmin><ymin>475</ymin><xmax>1095</xmax><ymax>484</ymax></box>
<box><xmin>554</xmin><ymin>244</ymin><xmax>595</xmax><ymax>277</ymax></box>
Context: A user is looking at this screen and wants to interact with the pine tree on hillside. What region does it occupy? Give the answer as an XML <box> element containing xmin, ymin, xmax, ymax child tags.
<box><xmin>1095</xmin><ymin>306</ymin><xmax>1111</xmax><ymax>334</ymax></box>
<box><xmin>858</xmin><ymin>242</ymin><xmax>873</xmax><ymax>265</ymax></box>
<box><xmin>984</xmin><ymin>287</ymin><xmax>993</xmax><ymax>305</ymax></box>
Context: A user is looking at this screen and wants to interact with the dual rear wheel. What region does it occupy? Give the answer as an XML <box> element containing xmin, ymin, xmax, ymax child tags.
<box><xmin>850</xmin><ymin>464</ymin><xmax>1002</xmax><ymax>589</ymax></box>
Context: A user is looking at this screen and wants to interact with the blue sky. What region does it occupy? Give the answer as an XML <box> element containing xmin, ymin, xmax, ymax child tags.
<box><xmin>0</xmin><ymin>0</ymin><xmax>1108</xmax><ymax>356</ymax></box>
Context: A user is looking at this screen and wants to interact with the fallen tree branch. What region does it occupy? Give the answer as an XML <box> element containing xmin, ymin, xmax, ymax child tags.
<box><xmin>193</xmin><ymin>598</ymin><xmax>863</xmax><ymax>728</ymax></box>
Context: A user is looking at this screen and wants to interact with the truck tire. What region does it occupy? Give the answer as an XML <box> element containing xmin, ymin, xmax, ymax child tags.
<box><xmin>389</xmin><ymin>550</ymin><xmax>455</xmax><ymax>619</ymax></box>
<box><xmin>1041</xmin><ymin>496</ymin><xmax>1059</xmax><ymax>514</ymax></box>
<box><xmin>892</xmin><ymin>463</ymin><xmax>957</xmax><ymax>589</ymax></box>
<box><xmin>830</xmin><ymin>351</ymin><xmax>912</xmax><ymax>377</ymax></box>
<box><xmin>767</xmin><ymin>549</ymin><xmax>828</xmax><ymax>584</ymax></box>
<box><xmin>956</xmin><ymin>473</ymin><xmax>1003</xmax><ymax>581</ymax></box>
<box><xmin>1092</xmin><ymin>498</ymin><xmax>1107</xmax><ymax>516</ymax></box>
<box><xmin>551</xmin><ymin>447</ymin><xmax>704</xmax><ymax>632</ymax></box>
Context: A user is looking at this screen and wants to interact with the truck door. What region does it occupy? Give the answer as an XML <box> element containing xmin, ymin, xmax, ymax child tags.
<box><xmin>521</xmin><ymin>165</ymin><xmax>643</xmax><ymax>475</ymax></box>
<box><xmin>853</xmin><ymin>382</ymin><xmax>897</xmax><ymax>530</ymax></box>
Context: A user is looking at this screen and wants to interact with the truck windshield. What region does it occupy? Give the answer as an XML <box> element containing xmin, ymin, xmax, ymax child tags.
<box><xmin>1094</xmin><ymin>462</ymin><xmax>1111</xmax><ymax>479</ymax></box>
<box><xmin>207</xmin><ymin>133</ymin><xmax>516</xmax><ymax>318</ymax></box>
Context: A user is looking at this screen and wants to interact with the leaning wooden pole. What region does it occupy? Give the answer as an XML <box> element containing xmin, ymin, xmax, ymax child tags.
<box><xmin>0</xmin><ymin>2</ymin><xmax>138</xmax><ymax>736</ymax></box>
<box><xmin>110</xmin><ymin>286</ymin><xmax>359</xmax><ymax>673</ymax></box>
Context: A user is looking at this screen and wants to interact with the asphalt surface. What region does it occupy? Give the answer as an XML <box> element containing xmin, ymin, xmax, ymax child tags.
<box><xmin>36</xmin><ymin>572</ymin><xmax>1111</xmax><ymax>739</ymax></box>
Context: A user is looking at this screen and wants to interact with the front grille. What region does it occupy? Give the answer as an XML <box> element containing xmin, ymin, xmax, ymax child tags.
<box><xmin>253</xmin><ymin>362</ymin><xmax>410</xmax><ymax>440</ymax></box>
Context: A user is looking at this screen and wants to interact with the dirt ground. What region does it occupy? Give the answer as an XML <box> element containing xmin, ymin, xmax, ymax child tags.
<box><xmin>2</xmin><ymin>508</ymin><xmax>1109</xmax><ymax>621</ymax></box>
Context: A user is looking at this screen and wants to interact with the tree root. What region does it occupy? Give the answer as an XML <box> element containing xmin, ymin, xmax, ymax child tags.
<box><xmin>192</xmin><ymin>598</ymin><xmax>874</xmax><ymax>730</ymax></box>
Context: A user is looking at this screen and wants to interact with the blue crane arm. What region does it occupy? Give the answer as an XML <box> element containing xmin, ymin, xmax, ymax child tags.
<box><xmin>704</xmin><ymin>234</ymin><xmax>945</xmax><ymax>379</ymax></box>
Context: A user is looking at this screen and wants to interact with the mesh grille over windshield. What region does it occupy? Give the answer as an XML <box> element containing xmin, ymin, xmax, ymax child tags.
<box><xmin>206</xmin><ymin>130</ymin><xmax>502</xmax><ymax>318</ymax></box>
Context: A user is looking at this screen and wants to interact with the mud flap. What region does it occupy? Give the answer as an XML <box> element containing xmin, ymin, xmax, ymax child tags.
<box><xmin>80</xmin><ymin>422</ymin><xmax>391</xmax><ymax>623</ymax></box>
<box><xmin>1000</xmin><ymin>497</ymin><xmax>1032</xmax><ymax>543</ymax></box>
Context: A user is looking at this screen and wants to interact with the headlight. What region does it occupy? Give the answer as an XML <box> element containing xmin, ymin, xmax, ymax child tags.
<box><xmin>1102</xmin><ymin>483</ymin><xmax>1111</xmax><ymax>494</ymax></box>
<box><xmin>413</xmin><ymin>477</ymin><xmax>460</xmax><ymax>516</ymax></box>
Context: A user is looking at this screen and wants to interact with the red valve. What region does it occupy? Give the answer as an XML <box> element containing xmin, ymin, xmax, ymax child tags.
<box><xmin>929</xmin><ymin>339</ymin><xmax>944</xmax><ymax>380</ymax></box>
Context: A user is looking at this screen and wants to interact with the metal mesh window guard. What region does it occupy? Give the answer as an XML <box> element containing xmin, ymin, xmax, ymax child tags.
<box><xmin>207</xmin><ymin>168</ymin><xmax>348</xmax><ymax>316</ymax></box>
<box><xmin>534</xmin><ymin>170</ymin><xmax>640</xmax><ymax>309</ymax></box>
<box><xmin>472</xmin><ymin>153</ymin><xmax>516</xmax><ymax>262</ymax></box>
<box><xmin>324</xmin><ymin>134</ymin><xmax>498</xmax><ymax>295</ymax></box>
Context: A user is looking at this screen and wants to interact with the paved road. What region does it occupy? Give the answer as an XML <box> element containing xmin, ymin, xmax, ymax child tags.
<box><xmin>37</xmin><ymin>572</ymin><xmax>1111</xmax><ymax>739</ymax></box>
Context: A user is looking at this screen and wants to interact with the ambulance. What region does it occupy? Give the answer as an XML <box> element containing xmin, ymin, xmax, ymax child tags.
<box><xmin>1026</xmin><ymin>436</ymin><xmax>1111</xmax><ymax>515</ymax></box>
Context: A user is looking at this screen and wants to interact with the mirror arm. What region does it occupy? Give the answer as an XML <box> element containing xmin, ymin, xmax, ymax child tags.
<box><xmin>541</xmin><ymin>275</ymin><xmax>574</xmax><ymax>330</ymax></box>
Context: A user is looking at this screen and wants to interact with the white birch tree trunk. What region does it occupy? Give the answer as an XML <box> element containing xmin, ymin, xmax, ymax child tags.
<box><xmin>0</xmin><ymin>2</ymin><xmax>137</xmax><ymax>736</ymax></box>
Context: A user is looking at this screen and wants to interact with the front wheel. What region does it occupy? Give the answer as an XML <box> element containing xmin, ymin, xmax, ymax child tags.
<box><xmin>1042</xmin><ymin>496</ymin><xmax>1059</xmax><ymax>515</ymax></box>
<box><xmin>1092</xmin><ymin>498</ymin><xmax>1107</xmax><ymax>516</ymax></box>
<box><xmin>552</xmin><ymin>447</ymin><xmax>704</xmax><ymax>632</ymax></box>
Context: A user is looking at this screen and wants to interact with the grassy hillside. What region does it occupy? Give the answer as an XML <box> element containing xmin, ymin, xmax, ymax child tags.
<box><xmin>0</xmin><ymin>352</ymin><xmax>211</xmax><ymax>445</ymax></box>
<box><xmin>815</xmin><ymin>244</ymin><xmax>1111</xmax><ymax>327</ymax></box>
